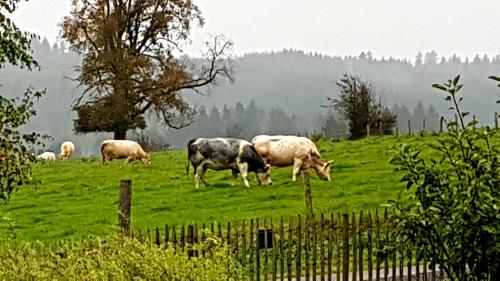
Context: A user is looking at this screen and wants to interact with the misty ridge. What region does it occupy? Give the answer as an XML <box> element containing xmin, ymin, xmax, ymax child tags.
<box><xmin>1</xmin><ymin>38</ymin><xmax>499</xmax><ymax>155</ymax></box>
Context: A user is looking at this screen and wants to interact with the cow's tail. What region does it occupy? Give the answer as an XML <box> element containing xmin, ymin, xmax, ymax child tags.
<box><xmin>101</xmin><ymin>142</ymin><xmax>108</xmax><ymax>165</ymax></box>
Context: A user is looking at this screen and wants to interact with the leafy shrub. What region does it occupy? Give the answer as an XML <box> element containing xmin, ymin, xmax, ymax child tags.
<box><xmin>1</xmin><ymin>1</ymin><xmax>46</xmax><ymax>201</ymax></box>
<box><xmin>390</xmin><ymin>75</ymin><xmax>499</xmax><ymax>280</ymax></box>
<box><xmin>0</xmin><ymin>236</ymin><xmax>238</xmax><ymax>280</ymax></box>
<box><xmin>0</xmin><ymin>89</ymin><xmax>46</xmax><ymax>200</ymax></box>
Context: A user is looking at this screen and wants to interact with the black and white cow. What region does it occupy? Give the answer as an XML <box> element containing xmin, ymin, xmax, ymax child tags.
<box><xmin>187</xmin><ymin>138</ymin><xmax>271</xmax><ymax>188</ymax></box>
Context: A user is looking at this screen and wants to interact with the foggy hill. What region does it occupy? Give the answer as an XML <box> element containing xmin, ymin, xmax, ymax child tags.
<box><xmin>190</xmin><ymin>50</ymin><xmax>500</xmax><ymax>123</ymax></box>
<box><xmin>1</xmin><ymin>40</ymin><xmax>499</xmax><ymax>153</ymax></box>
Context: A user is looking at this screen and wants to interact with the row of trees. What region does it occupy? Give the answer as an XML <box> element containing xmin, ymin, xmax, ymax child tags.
<box><xmin>165</xmin><ymin>102</ymin><xmax>310</xmax><ymax>146</ymax></box>
<box><xmin>393</xmin><ymin>102</ymin><xmax>441</xmax><ymax>133</ymax></box>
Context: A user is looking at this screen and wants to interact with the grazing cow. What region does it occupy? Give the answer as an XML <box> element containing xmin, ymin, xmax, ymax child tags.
<box><xmin>251</xmin><ymin>135</ymin><xmax>332</xmax><ymax>182</ymax></box>
<box><xmin>187</xmin><ymin>138</ymin><xmax>271</xmax><ymax>188</ymax></box>
<box><xmin>101</xmin><ymin>140</ymin><xmax>151</xmax><ymax>165</ymax></box>
<box><xmin>59</xmin><ymin>141</ymin><xmax>75</xmax><ymax>160</ymax></box>
<box><xmin>37</xmin><ymin>152</ymin><xmax>56</xmax><ymax>161</ymax></box>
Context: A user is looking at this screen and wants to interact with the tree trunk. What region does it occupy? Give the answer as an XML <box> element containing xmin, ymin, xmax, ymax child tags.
<box><xmin>114</xmin><ymin>130</ymin><xmax>127</xmax><ymax>140</ymax></box>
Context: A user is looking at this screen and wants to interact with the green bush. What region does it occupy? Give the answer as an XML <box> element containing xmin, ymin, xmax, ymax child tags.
<box><xmin>0</xmin><ymin>236</ymin><xmax>238</xmax><ymax>280</ymax></box>
<box><xmin>390</xmin><ymin>75</ymin><xmax>499</xmax><ymax>280</ymax></box>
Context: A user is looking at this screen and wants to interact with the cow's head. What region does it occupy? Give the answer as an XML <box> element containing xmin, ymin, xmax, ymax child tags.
<box><xmin>256</xmin><ymin>164</ymin><xmax>272</xmax><ymax>186</ymax></box>
<box><xmin>315</xmin><ymin>160</ymin><xmax>332</xmax><ymax>181</ymax></box>
<box><xmin>142</xmin><ymin>154</ymin><xmax>152</xmax><ymax>165</ymax></box>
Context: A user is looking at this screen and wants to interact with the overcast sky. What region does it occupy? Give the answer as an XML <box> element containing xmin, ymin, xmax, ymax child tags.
<box><xmin>10</xmin><ymin>0</ymin><xmax>500</xmax><ymax>61</ymax></box>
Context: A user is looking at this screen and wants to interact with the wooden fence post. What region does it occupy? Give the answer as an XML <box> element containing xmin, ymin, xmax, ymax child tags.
<box><xmin>304</xmin><ymin>172</ymin><xmax>315</xmax><ymax>220</ymax></box>
<box><xmin>473</xmin><ymin>115</ymin><xmax>477</xmax><ymax>130</ymax></box>
<box><xmin>495</xmin><ymin>112</ymin><xmax>498</xmax><ymax>129</ymax></box>
<box><xmin>422</xmin><ymin>119</ymin><xmax>426</xmax><ymax>132</ymax></box>
<box><xmin>187</xmin><ymin>224</ymin><xmax>198</xmax><ymax>257</ymax></box>
<box><xmin>342</xmin><ymin>214</ymin><xmax>349</xmax><ymax>281</ymax></box>
<box><xmin>440</xmin><ymin>116</ymin><xmax>444</xmax><ymax>133</ymax></box>
<box><xmin>118</xmin><ymin>180</ymin><xmax>132</xmax><ymax>236</ymax></box>
<box><xmin>408</xmin><ymin>120</ymin><xmax>411</xmax><ymax>135</ymax></box>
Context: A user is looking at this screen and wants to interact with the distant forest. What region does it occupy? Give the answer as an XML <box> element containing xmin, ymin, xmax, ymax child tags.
<box><xmin>1</xmin><ymin>39</ymin><xmax>499</xmax><ymax>154</ymax></box>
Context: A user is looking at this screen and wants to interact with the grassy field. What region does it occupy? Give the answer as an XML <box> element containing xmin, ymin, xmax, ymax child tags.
<box><xmin>0</xmin><ymin>134</ymin><xmax>457</xmax><ymax>242</ymax></box>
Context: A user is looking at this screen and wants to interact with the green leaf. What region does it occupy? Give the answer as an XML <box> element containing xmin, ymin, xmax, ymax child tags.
<box><xmin>432</xmin><ymin>84</ymin><xmax>448</xmax><ymax>91</ymax></box>
<box><xmin>452</xmin><ymin>75</ymin><xmax>460</xmax><ymax>86</ymax></box>
<box><xmin>488</xmin><ymin>75</ymin><xmax>500</xmax><ymax>82</ymax></box>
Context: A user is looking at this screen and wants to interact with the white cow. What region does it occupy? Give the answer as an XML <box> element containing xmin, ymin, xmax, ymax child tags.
<box><xmin>101</xmin><ymin>140</ymin><xmax>151</xmax><ymax>165</ymax></box>
<box><xmin>37</xmin><ymin>152</ymin><xmax>56</xmax><ymax>161</ymax></box>
<box><xmin>252</xmin><ymin>135</ymin><xmax>332</xmax><ymax>182</ymax></box>
<box><xmin>59</xmin><ymin>141</ymin><xmax>75</xmax><ymax>160</ymax></box>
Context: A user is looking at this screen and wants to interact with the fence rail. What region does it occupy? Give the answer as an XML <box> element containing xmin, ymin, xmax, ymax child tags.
<box><xmin>143</xmin><ymin>210</ymin><xmax>445</xmax><ymax>281</ymax></box>
<box><xmin>392</xmin><ymin>112</ymin><xmax>499</xmax><ymax>137</ymax></box>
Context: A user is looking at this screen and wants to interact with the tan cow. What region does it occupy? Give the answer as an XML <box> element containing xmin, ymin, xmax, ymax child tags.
<box><xmin>59</xmin><ymin>141</ymin><xmax>75</xmax><ymax>160</ymax></box>
<box><xmin>37</xmin><ymin>151</ymin><xmax>56</xmax><ymax>161</ymax></box>
<box><xmin>101</xmin><ymin>140</ymin><xmax>151</xmax><ymax>165</ymax></box>
<box><xmin>251</xmin><ymin>135</ymin><xmax>332</xmax><ymax>182</ymax></box>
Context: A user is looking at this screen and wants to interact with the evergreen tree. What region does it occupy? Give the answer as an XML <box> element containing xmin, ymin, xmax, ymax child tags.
<box><xmin>412</xmin><ymin>102</ymin><xmax>427</xmax><ymax>131</ymax></box>
<box><xmin>207</xmin><ymin>106</ymin><xmax>223</xmax><ymax>137</ymax></box>
<box><xmin>322</xmin><ymin>109</ymin><xmax>347</xmax><ymax>138</ymax></box>
<box><xmin>243</xmin><ymin>100</ymin><xmax>260</xmax><ymax>138</ymax></box>
<box><xmin>268</xmin><ymin>107</ymin><xmax>297</xmax><ymax>135</ymax></box>
<box><xmin>424</xmin><ymin>51</ymin><xmax>438</xmax><ymax>65</ymax></box>
<box><xmin>415</xmin><ymin>52</ymin><xmax>423</xmax><ymax>68</ymax></box>
<box><xmin>426</xmin><ymin>104</ymin><xmax>440</xmax><ymax>132</ymax></box>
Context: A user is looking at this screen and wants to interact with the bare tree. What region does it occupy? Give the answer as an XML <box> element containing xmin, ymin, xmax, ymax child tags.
<box><xmin>326</xmin><ymin>74</ymin><xmax>396</xmax><ymax>139</ymax></box>
<box><xmin>61</xmin><ymin>0</ymin><xmax>233</xmax><ymax>139</ymax></box>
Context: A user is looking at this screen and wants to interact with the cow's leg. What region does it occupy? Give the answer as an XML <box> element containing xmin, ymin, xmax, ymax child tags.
<box><xmin>125</xmin><ymin>155</ymin><xmax>136</xmax><ymax>164</ymax></box>
<box><xmin>102</xmin><ymin>155</ymin><xmax>110</xmax><ymax>165</ymax></box>
<box><xmin>195</xmin><ymin>165</ymin><xmax>208</xmax><ymax>188</ymax></box>
<box><xmin>292</xmin><ymin>158</ymin><xmax>303</xmax><ymax>182</ymax></box>
<box><xmin>237</xmin><ymin>161</ymin><xmax>250</xmax><ymax>188</ymax></box>
<box><xmin>265</xmin><ymin>159</ymin><xmax>273</xmax><ymax>184</ymax></box>
<box><xmin>231</xmin><ymin>169</ymin><xmax>239</xmax><ymax>186</ymax></box>
<box><xmin>194</xmin><ymin>165</ymin><xmax>201</xmax><ymax>188</ymax></box>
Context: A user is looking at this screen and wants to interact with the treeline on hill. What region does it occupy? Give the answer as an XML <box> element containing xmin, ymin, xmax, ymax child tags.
<box><xmin>1</xmin><ymin>39</ymin><xmax>499</xmax><ymax>152</ymax></box>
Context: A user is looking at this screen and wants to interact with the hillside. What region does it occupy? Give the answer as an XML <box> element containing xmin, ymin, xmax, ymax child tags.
<box><xmin>0</xmin><ymin>135</ymin><xmax>452</xmax><ymax>242</ymax></box>
<box><xmin>1</xmin><ymin>40</ymin><xmax>499</xmax><ymax>152</ymax></box>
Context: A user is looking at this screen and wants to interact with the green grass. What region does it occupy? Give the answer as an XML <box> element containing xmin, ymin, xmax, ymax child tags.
<box><xmin>0</xmin><ymin>134</ymin><xmax>460</xmax><ymax>242</ymax></box>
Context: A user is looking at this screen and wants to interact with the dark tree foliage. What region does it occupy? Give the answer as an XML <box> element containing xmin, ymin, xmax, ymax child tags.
<box><xmin>0</xmin><ymin>0</ymin><xmax>38</xmax><ymax>69</ymax></box>
<box><xmin>0</xmin><ymin>0</ymin><xmax>45</xmax><ymax>200</ymax></box>
<box><xmin>61</xmin><ymin>0</ymin><xmax>233</xmax><ymax>140</ymax></box>
<box><xmin>327</xmin><ymin>74</ymin><xmax>396</xmax><ymax>139</ymax></box>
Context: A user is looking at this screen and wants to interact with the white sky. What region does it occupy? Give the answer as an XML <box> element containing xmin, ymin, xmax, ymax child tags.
<box><xmin>10</xmin><ymin>0</ymin><xmax>500</xmax><ymax>61</ymax></box>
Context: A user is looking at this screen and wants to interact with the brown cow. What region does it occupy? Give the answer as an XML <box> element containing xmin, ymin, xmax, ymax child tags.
<box><xmin>101</xmin><ymin>140</ymin><xmax>150</xmax><ymax>165</ymax></box>
<box><xmin>251</xmin><ymin>135</ymin><xmax>331</xmax><ymax>182</ymax></box>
